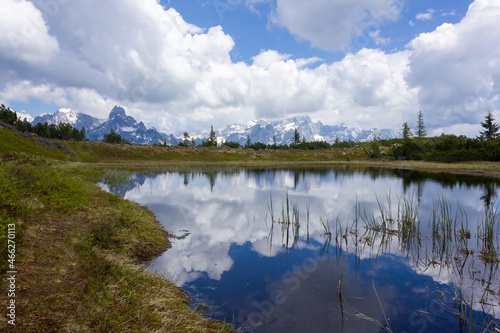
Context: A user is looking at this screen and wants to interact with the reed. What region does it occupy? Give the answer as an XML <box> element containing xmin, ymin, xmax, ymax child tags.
<box><xmin>372</xmin><ymin>281</ymin><xmax>393</xmax><ymax>333</ymax></box>
<box><xmin>396</xmin><ymin>194</ymin><xmax>421</xmax><ymax>253</ymax></box>
<box><xmin>266</xmin><ymin>190</ymin><xmax>499</xmax><ymax>329</ymax></box>
<box><xmin>431</xmin><ymin>196</ymin><xmax>455</xmax><ymax>258</ymax></box>
<box><xmin>478</xmin><ymin>203</ymin><xmax>499</xmax><ymax>264</ymax></box>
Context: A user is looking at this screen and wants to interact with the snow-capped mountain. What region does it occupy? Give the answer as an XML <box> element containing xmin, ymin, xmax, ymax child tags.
<box><xmin>32</xmin><ymin>108</ymin><xmax>105</xmax><ymax>131</ymax></box>
<box><xmin>212</xmin><ymin>116</ymin><xmax>401</xmax><ymax>145</ymax></box>
<box><xmin>86</xmin><ymin>106</ymin><xmax>179</xmax><ymax>145</ymax></box>
<box><xmin>29</xmin><ymin>107</ymin><xmax>400</xmax><ymax>145</ymax></box>
<box><xmin>16</xmin><ymin>111</ymin><xmax>34</xmax><ymax>123</ymax></box>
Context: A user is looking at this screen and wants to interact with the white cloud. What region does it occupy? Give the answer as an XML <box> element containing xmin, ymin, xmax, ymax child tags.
<box><xmin>319</xmin><ymin>49</ymin><xmax>417</xmax><ymax>129</ymax></box>
<box><xmin>416</xmin><ymin>8</ymin><xmax>435</xmax><ymax>21</ymax></box>
<box><xmin>0</xmin><ymin>81</ymin><xmax>69</xmax><ymax>105</ymax></box>
<box><xmin>368</xmin><ymin>30</ymin><xmax>391</xmax><ymax>46</ymax></box>
<box><xmin>271</xmin><ymin>0</ymin><xmax>403</xmax><ymax>51</ymax></box>
<box><xmin>406</xmin><ymin>0</ymin><xmax>500</xmax><ymax>128</ymax></box>
<box><xmin>252</xmin><ymin>50</ymin><xmax>291</xmax><ymax>68</ymax></box>
<box><xmin>0</xmin><ymin>0</ymin><xmax>499</xmax><ymax>137</ymax></box>
<box><xmin>0</xmin><ymin>0</ymin><xmax>59</xmax><ymax>64</ymax></box>
<box><xmin>441</xmin><ymin>10</ymin><xmax>457</xmax><ymax>17</ymax></box>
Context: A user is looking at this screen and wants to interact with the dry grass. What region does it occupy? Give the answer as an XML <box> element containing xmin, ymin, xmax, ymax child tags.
<box><xmin>0</xmin><ymin>161</ymin><xmax>233</xmax><ymax>332</ymax></box>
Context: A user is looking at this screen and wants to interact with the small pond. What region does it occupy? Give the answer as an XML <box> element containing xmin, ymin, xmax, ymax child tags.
<box><xmin>101</xmin><ymin>166</ymin><xmax>500</xmax><ymax>332</ymax></box>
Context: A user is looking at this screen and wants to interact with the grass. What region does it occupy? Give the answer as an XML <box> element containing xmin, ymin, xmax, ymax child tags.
<box><xmin>0</xmin><ymin>159</ymin><xmax>233</xmax><ymax>331</ymax></box>
<box><xmin>0</xmin><ymin>127</ymin><xmax>75</xmax><ymax>162</ymax></box>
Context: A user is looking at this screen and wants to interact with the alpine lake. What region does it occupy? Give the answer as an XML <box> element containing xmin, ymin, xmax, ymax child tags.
<box><xmin>100</xmin><ymin>166</ymin><xmax>500</xmax><ymax>332</ymax></box>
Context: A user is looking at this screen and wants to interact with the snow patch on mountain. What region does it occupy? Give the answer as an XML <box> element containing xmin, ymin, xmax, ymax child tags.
<box><xmin>32</xmin><ymin>108</ymin><xmax>105</xmax><ymax>130</ymax></box>
<box><xmin>212</xmin><ymin>116</ymin><xmax>401</xmax><ymax>145</ymax></box>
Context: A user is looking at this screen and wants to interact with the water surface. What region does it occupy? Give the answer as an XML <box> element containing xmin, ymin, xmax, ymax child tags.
<box><xmin>102</xmin><ymin>166</ymin><xmax>500</xmax><ymax>332</ymax></box>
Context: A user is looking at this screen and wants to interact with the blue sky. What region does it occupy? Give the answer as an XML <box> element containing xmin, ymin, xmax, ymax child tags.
<box><xmin>1</xmin><ymin>0</ymin><xmax>499</xmax><ymax>136</ymax></box>
<box><xmin>165</xmin><ymin>0</ymin><xmax>471</xmax><ymax>64</ymax></box>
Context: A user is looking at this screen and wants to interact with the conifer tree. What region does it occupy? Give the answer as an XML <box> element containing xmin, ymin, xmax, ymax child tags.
<box><xmin>293</xmin><ymin>128</ymin><xmax>300</xmax><ymax>145</ymax></box>
<box><xmin>480</xmin><ymin>111</ymin><xmax>499</xmax><ymax>140</ymax></box>
<box><xmin>208</xmin><ymin>126</ymin><xmax>217</xmax><ymax>147</ymax></box>
<box><xmin>416</xmin><ymin>111</ymin><xmax>427</xmax><ymax>138</ymax></box>
<box><xmin>183</xmin><ymin>131</ymin><xmax>190</xmax><ymax>146</ymax></box>
<box><xmin>402</xmin><ymin>122</ymin><xmax>412</xmax><ymax>139</ymax></box>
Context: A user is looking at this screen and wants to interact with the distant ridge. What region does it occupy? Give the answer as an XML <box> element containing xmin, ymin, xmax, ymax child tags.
<box><xmin>30</xmin><ymin>107</ymin><xmax>401</xmax><ymax>145</ymax></box>
<box><xmin>205</xmin><ymin>116</ymin><xmax>401</xmax><ymax>146</ymax></box>
<box><xmin>32</xmin><ymin>108</ymin><xmax>105</xmax><ymax>131</ymax></box>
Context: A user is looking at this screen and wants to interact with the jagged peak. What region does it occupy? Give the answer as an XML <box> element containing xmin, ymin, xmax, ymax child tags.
<box><xmin>109</xmin><ymin>106</ymin><xmax>126</xmax><ymax>118</ymax></box>
<box><xmin>57</xmin><ymin>108</ymin><xmax>73</xmax><ymax>114</ymax></box>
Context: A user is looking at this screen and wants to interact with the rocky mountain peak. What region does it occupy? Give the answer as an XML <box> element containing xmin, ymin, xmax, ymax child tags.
<box><xmin>109</xmin><ymin>106</ymin><xmax>126</xmax><ymax>118</ymax></box>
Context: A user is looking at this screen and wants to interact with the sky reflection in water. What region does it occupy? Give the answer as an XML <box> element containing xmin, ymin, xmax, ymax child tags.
<box><xmin>102</xmin><ymin>167</ymin><xmax>500</xmax><ymax>332</ymax></box>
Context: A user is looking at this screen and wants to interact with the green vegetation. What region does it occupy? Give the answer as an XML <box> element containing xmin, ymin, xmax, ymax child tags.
<box><xmin>103</xmin><ymin>127</ymin><xmax>131</xmax><ymax>144</ymax></box>
<box><xmin>480</xmin><ymin>111</ymin><xmax>499</xmax><ymax>140</ymax></box>
<box><xmin>416</xmin><ymin>110</ymin><xmax>427</xmax><ymax>138</ymax></box>
<box><xmin>388</xmin><ymin>110</ymin><xmax>500</xmax><ymax>162</ymax></box>
<box><xmin>200</xmin><ymin>125</ymin><xmax>218</xmax><ymax>147</ymax></box>
<box><xmin>1</xmin><ymin>104</ymin><xmax>85</xmax><ymax>141</ymax></box>
<box><xmin>0</xmin><ymin>128</ymin><xmax>233</xmax><ymax>332</ymax></box>
<box><xmin>388</xmin><ymin>134</ymin><xmax>500</xmax><ymax>162</ymax></box>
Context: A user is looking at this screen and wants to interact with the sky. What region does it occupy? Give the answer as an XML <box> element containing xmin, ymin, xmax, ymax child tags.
<box><xmin>0</xmin><ymin>0</ymin><xmax>499</xmax><ymax>136</ymax></box>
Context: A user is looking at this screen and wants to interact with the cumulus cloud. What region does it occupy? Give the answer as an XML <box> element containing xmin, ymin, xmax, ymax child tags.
<box><xmin>406</xmin><ymin>0</ymin><xmax>500</xmax><ymax>129</ymax></box>
<box><xmin>0</xmin><ymin>81</ymin><xmax>69</xmax><ymax>105</ymax></box>
<box><xmin>0</xmin><ymin>0</ymin><xmax>499</xmax><ymax>136</ymax></box>
<box><xmin>319</xmin><ymin>49</ymin><xmax>417</xmax><ymax>129</ymax></box>
<box><xmin>0</xmin><ymin>0</ymin><xmax>59</xmax><ymax>64</ymax></box>
<box><xmin>252</xmin><ymin>50</ymin><xmax>291</xmax><ymax>68</ymax></box>
<box><xmin>270</xmin><ymin>0</ymin><xmax>403</xmax><ymax>51</ymax></box>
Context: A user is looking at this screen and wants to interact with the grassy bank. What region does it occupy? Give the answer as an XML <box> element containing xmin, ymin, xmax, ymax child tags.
<box><xmin>0</xmin><ymin>158</ymin><xmax>233</xmax><ymax>332</ymax></box>
<box><xmin>0</xmin><ymin>126</ymin><xmax>234</xmax><ymax>332</ymax></box>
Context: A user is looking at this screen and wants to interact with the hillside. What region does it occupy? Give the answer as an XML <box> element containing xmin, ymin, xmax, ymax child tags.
<box><xmin>0</xmin><ymin>125</ymin><xmax>233</xmax><ymax>332</ymax></box>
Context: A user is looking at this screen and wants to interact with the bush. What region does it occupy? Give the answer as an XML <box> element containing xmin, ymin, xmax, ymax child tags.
<box><xmin>389</xmin><ymin>135</ymin><xmax>500</xmax><ymax>162</ymax></box>
<box><xmin>247</xmin><ymin>142</ymin><xmax>268</xmax><ymax>150</ymax></box>
<box><xmin>223</xmin><ymin>141</ymin><xmax>241</xmax><ymax>148</ymax></box>
<box><xmin>103</xmin><ymin>128</ymin><xmax>130</xmax><ymax>144</ymax></box>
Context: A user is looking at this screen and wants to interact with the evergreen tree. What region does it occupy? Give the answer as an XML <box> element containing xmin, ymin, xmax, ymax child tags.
<box><xmin>183</xmin><ymin>131</ymin><xmax>190</xmax><ymax>145</ymax></box>
<box><xmin>480</xmin><ymin>111</ymin><xmax>499</xmax><ymax>140</ymax></box>
<box><xmin>402</xmin><ymin>122</ymin><xmax>412</xmax><ymax>139</ymax></box>
<box><xmin>208</xmin><ymin>126</ymin><xmax>217</xmax><ymax>147</ymax></box>
<box><xmin>245</xmin><ymin>135</ymin><xmax>251</xmax><ymax>148</ymax></box>
<box><xmin>416</xmin><ymin>111</ymin><xmax>427</xmax><ymax>138</ymax></box>
<box><xmin>293</xmin><ymin>128</ymin><xmax>300</xmax><ymax>145</ymax></box>
<box><xmin>103</xmin><ymin>127</ymin><xmax>129</xmax><ymax>144</ymax></box>
<box><xmin>0</xmin><ymin>104</ymin><xmax>18</xmax><ymax>125</ymax></box>
<box><xmin>79</xmin><ymin>127</ymin><xmax>86</xmax><ymax>141</ymax></box>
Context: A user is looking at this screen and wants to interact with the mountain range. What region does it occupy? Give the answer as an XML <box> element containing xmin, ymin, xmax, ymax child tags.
<box><xmin>30</xmin><ymin>106</ymin><xmax>402</xmax><ymax>145</ymax></box>
<box><xmin>32</xmin><ymin>106</ymin><xmax>178</xmax><ymax>145</ymax></box>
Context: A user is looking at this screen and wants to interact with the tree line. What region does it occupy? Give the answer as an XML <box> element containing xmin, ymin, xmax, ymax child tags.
<box><xmin>0</xmin><ymin>104</ymin><xmax>86</xmax><ymax>141</ymax></box>
<box><xmin>390</xmin><ymin>110</ymin><xmax>500</xmax><ymax>162</ymax></box>
<box><xmin>179</xmin><ymin>110</ymin><xmax>500</xmax><ymax>163</ymax></box>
